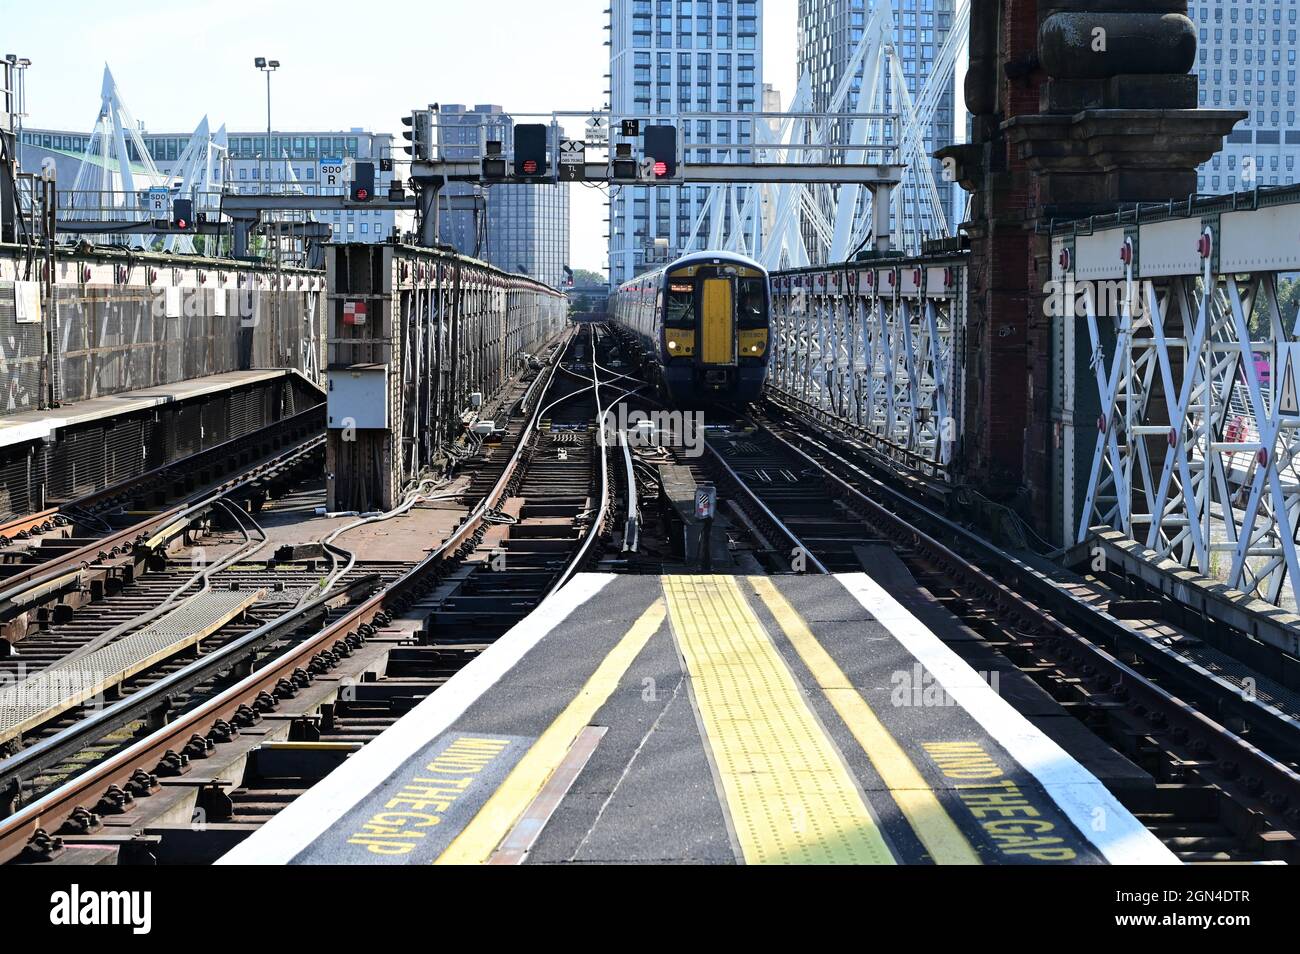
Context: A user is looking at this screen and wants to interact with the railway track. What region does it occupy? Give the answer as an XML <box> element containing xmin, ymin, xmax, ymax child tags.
<box><xmin>0</xmin><ymin>407</ymin><xmax>325</xmax><ymax>656</ymax></box>
<box><xmin>0</xmin><ymin>404</ymin><xmax>324</xmax><ymax>549</ymax></box>
<box><xmin>687</xmin><ymin>403</ymin><xmax>1300</xmax><ymax>863</ymax></box>
<box><xmin>10</xmin><ymin>320</ymin><xmax>1298</xmax><ymax>866</ymax></box>
<box><xmin>0</xmin><ymin>326</ymin><xmax>621</xmax><ymax>865</ymax></box>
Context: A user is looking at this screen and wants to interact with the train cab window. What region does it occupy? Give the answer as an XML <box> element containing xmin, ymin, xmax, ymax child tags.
<box><xmin>666</xmin><ymin>281</ymin><xmax>696</xmax><ymax>327</ymax></box>
<box><xmin>737</xmin><ymin>278</ymin><xmax>766</xmax><ymax>327</ymax></box>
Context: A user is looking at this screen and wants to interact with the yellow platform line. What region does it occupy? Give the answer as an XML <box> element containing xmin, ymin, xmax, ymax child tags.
<box><xmin>749</xmin><ymin>576</ymin><xmax>982</xmax><ymax>865</ymax></box>
<box><xmin>434</xmin><ymin>599</ymin><xmax>667</xmax><ymax>865</ymax></box>
<box><xmin>663</xmin><ymin>575</ymin><xmax>895</xmax><ymax>865</ymax></box>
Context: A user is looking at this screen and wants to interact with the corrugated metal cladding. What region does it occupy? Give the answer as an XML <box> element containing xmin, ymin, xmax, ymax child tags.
<box><xmin>47</xmin><ymin>283</ymin><xmax>319</xmax><ymax>407</ymax></box>
<box><xmin>0</xmin><ymin>374</ymin><xmax>322</xmax><ymax>522</ymax></box>
<box><xmin>0</xmin><ymin>280</ymin><xmax>48</xmax><ymax>415</ymax></box>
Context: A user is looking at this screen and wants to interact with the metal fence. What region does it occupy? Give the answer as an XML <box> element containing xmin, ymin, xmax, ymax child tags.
<box><xmin>0</xmin><ymin>246</ymin><xmax>324</xmax><ymax>415</ymax></box>
<box><xmin>768</xmin><ymin>252</ymin><xmax>968</xmax><ymax>480</ymax></box>
<box><xmin>1052</xmin><ymin>184</ymin><xmax>1300</xmax><ymax>607</ymax></box>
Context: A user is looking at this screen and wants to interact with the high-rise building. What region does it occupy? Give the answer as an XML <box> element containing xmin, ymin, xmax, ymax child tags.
<box><xmin>797</xmin><ymin>0</ymin><xmax>958</xmax><ymax>254</ymax></box>
<box><xmin>1191</xmin><ymin>2</ymin><xmax>1300</xmax><ymax>194</ymax></box>
<box><xmin>436</xmin><ymin>105</ymin><xmax>571</xmax><ymax>288</ymax></box>
<box><xmin>18</xmin><ymin>125</ymin><xmax>407</xmax><ymax>243</ymax></box>
<box><xmin>438</xmin><ymin>105</ymin><xmax>508</xmax><ymax>258</ymax></box>
<box><xmin>607</xmin><ymin>0</ymin><xmax>764</xmax><ymax>285</ymax></box>
<box><xmin>485</xmin><ymin>182</ymin><xmax>570</xmax><ymax>288</ymax></box>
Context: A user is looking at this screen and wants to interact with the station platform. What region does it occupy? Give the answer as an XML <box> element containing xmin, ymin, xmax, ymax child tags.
<box><xmin>0</xmin><ymin>369</ymin><xmax>311</xmax><ymax>450</ymax></box>
<box><xmin>218</xmin><ymin>572</ymin><xmax>1178</xmax><ymax>866</ymax></box>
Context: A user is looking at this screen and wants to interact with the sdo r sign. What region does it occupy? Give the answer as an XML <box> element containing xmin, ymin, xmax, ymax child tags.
<box><xmin>319</xmin><ymin>156</ymin><xmax>349</xmax><ymax>191</ymax></box>
<box><xmin>147</xmin><ymin>187</ymin><xmax>169</xmax><ymax>220</ymax></box>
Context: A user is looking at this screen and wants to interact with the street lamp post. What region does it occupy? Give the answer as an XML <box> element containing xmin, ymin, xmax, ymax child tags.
<box><xmin>254</xmin><ymin>57</ymin><xmax>279</xmax><ymax>194</ymax></box>
<box><xmin>4</xmin><ymin>55</ymin><xmax>31</xmax><ymax>148</ymax></box>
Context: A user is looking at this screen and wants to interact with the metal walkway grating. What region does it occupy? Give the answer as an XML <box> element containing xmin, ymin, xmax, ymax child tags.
<box><xmin>0</xmin><ymin>588</ymin><xmax>263</xmax><ymax>743</ymax></box>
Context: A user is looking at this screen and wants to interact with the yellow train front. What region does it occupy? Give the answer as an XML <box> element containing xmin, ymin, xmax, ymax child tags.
<box><xmin>612</xmin><ymin>251</ymin><xmax>770</xmax><ymax>407</ymax></box>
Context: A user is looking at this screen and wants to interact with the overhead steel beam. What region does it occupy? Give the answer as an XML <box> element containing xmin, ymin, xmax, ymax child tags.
<box><xmin>410</xmin><ymin>160</ymin><xmax>905</xmax><ymax>187</ymax></box>
<box><xmin>680</xmin><ymin>164</ymin><xmax>904</xmax><ymax>186</ymax></box>
<box><xmin>220</xmin><ymin>194</ymin><xmax>418</xmax><ymax>213</ymax></box>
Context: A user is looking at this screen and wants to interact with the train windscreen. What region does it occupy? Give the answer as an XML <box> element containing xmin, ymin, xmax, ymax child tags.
<box><xmin>737</xmin><ymin>278</ymin><xmax>766</xmax><ymax>327</ymax></box>
<box><xmin>666</xmin><ymin>282</ymin><xmax>696</xmax><ymax>327</ymax></box>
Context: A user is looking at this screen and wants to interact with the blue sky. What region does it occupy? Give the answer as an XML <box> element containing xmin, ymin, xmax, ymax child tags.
<box><xmin>7</xmin><ymin>0</ymin><xmax>798</xmax><ymax>271</ymax></box>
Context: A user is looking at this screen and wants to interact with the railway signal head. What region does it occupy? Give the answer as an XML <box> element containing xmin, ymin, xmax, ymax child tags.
<box><xmin>482</xmin><ymin>140</ymin><xmax>507</xmax><ymax>180</ymax></box>
<box><xmin>643</xmin><ymin>125</ymin><xmax>677</xmax><ymax>179</ymax></box>
<box><xmin>173</xmin><ymin>198</ymin><xmax>193</xmax><ymax>231</ymax></box>
<box><xmin>514</xmin><ymin>124</ymin><xmax>548</xmax><ymax>179</ymax></box>
<box><xmin>402</xmin><ymin>111</ymin><xmax>432</xmax><ymax>159</ymax></box>
<box><xmin>612</xmin><ymin>142</ymin><xmax>637</xmax><ymax>181</ymax></box>
<box><xmin>351</xmin><ymin>161</ymin><xmax>375</xmax><ymax>202</ymax></box>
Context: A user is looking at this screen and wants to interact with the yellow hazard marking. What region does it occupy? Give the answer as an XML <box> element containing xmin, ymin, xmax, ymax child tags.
<box><xmin>748</xmin><ymin>576</ymin><xmax>982</xmax><ymax>866</ymax></box>
<box><xmin>923</xmin><ymin>741</ymin><xmax>1076</xmax><ymax>862</ymax></box>
<box><xmin>663</xmin><ymin>575</ymin><xmax>895</xmax><ymax>865</ymax></box>
<box><xmin>434</xmin><ymin>599</ymin><xmax>668</xmax><ymax>865</ymax></box>
<box><xmin>348</xmin><ymin>736</ymin><xmax>511</xmax><ymax>856</ymax></box>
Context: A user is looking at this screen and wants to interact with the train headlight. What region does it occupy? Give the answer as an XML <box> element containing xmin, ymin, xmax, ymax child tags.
<box><xmin>665</xmin><ymin>329</ymin><xmax>695</xmax><ymax>355</ymax></box>
<box><xmin>739</xmin><ymin>329</ymin><xmax>768</xmax><ymax>357</ymax></box>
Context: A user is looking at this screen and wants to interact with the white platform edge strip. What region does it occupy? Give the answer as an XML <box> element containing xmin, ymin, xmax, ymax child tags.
<box><xmin>835</xmin><ymin>573</ymin><xmax>1180</xmax><ymax>866</ymax></box>
<box><xmin>216</xmin><ymin>573</ymin><xmax>614</xmax><ymax>865</ymax></box>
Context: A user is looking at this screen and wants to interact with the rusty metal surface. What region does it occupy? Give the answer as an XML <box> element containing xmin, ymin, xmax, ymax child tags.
<box><xmin>0</xmin><ymin>336</ymin><xmax>571</xmax><ymax>863</ymax></box>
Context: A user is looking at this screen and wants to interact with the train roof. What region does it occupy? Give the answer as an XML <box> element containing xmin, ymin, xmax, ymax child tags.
<box><xmin>666</xmin><ymin>249</ymin><xmax>766</xmax><ymax>272</ymax></box>
<box><xmin>619</xmin><ymin>249</ymin><xmax>768</xmax><ymax>290</ymax></box>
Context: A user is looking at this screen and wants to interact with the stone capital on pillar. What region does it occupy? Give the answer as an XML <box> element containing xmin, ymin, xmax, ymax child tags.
<box><xmin>1004</xmin><ymin>107</ymin><xmax>1246</xmax><ymax>217</ymax></box>
<box><xmin>1018</xmin><ymin>0</ymin><xmax>1247</xmax><ymax>215</ymax></box>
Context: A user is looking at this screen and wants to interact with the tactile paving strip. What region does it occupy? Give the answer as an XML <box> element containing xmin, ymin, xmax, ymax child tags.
<box><xmin>0</xmin><ymin>588</ymin><xmax>262</xmax><ymax>741</ymax></box>
<box><xmin>662</xmin><ymin>575</ymin><xmax>895</xmax><ymax>865</ymax></box>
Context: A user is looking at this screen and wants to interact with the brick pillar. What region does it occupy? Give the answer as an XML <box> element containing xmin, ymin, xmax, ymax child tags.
<box><xmin>940</xmin><ymin>0</ymin><xmax>1244</xmax><ymax>538</ymax></box>
<box><xmin>939</xmin><ymin>0</ymin><xmax>1042</xmax><ymax>502</ymax></box>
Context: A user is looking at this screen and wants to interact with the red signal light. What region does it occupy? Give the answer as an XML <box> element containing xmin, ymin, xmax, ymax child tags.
<box><xmin>355</xmin><ymin>188</ymin><xmax>369</xmax><ymax>201</ymax></box>
<box><xmin>523</xmin><ymin>159</ymin><xmax>538</xmax><ymax>175</ymax></box>
<box><xmin>653</xmin><ymin>160</ymin><xmax>667</xmax><ymax>176</ymax></box>
<box><xmin>176</xmin><ymin>219</ymin><xmax>188</xmax><ymax>230</ymax></box>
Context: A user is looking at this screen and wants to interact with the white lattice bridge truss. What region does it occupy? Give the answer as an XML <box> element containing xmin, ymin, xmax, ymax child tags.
<box><xmin>769</xmin><ymin>255</ymin><xmax>967</xmax><ymax>478</ymax></box>
<box><xmin>1055</xmin><ymin>190</ymin><xmax>1300</xmax><ymax>606</ymax></box>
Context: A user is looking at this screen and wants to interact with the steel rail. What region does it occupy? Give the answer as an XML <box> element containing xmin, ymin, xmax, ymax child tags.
<box><xmin>546</xmin><ymin>328</ymin><xmax>614</xmax><ymax>596</ymax></box>
<box><xmin>760</xmin><ymin>415</ymin><xmax>1300</xmax><ymax>826</ymax></box>
<box><xmin>0</xmin><ymin>509</ymin><xmax>60</xmax><ymax>544</ymax></box>
<box><xmin>702</xmin><ymin>438</ymin><xmax>830</xmax><ymax>575</ymax></box>
<box><xmin>0</xmin><ymin>573</ymin><xmax>383</xmax><ymax>800</ymax></box>
<box><xmin>0</xmin><ymin>334</ymin><xmax>573</xmax><ymax>863</ymax></box>
<box><xmin>0</xmin><ymin>404</ymin><xmax>324</xmax><ymax>546</ymax></box>
<box><xmin>0</xmin><ymin>414</ymin><xmax>325</xmax><ymax>623</ymax></box>
<box><xmin>584</xmin><ymin>340</ymin><xmax>825</xmax><ymax>573</ymax></box>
